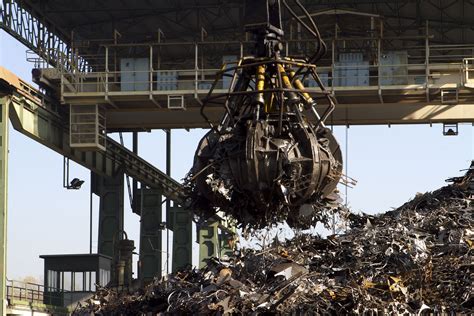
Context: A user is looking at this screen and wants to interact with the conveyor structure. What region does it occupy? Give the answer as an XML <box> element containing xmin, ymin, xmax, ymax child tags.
<box><xmin>0</xmin><ymin>66</ymin><xmax>185</xmax><ymax>202</ymax></box>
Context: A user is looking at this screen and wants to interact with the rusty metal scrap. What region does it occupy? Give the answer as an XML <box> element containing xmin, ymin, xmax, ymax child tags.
<box><xmin>75</xmin><ymin>178</ymin><xmax>473</xmax><ymax>315</ymax></box>
<box><xmin>186</xmin><ymin>121</ymin><xmax>343</xmax><ymax>230</ymax></box>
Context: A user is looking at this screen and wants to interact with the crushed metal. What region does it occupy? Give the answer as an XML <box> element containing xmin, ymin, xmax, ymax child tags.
<box><xmin>184</xmin><ymin>125</ymin><xmax>343</xmax><ymax>231</ymax></box>
<box><xmin>75</xmin><ymin>170</ymin><xmax>474</xmax><ymax>315</ymax></box>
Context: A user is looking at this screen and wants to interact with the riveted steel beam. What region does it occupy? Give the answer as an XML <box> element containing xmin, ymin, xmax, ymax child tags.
<box><xmin>4</xmin><ymin>90</ymin><xmax>185</xmax><ymax>204</ymax></box>
<box><xmin>136</xmin><ymin>188</ymin><xmax>163</xmax><ymax>285</ymax></box>
<box><xmin>168</xmin><ymin>205</ymin><xmax>193</xmax><ymax>272</ymax></box>
<box><xmin>0</xmin><ymin>65</ymin><xmax>185</xmax><ymax>203</ymax></box>
<box><xmin>198</xmin><ymin>222</ymin><xmax>218</xmax><ymax>269</ymax></box>
<box><xmin>92</xmin><ymin>172</ymin><xmax>124</xmax><ymax>258</ymax></box>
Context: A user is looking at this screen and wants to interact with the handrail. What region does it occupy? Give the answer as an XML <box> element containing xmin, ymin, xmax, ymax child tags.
<box><xmin>6</xmin><ymin>278</ymin><xmax>74</xmax><ymax>306</ymax></box>
<box><xmin>60</xmin><ymin>60</ymin><xmax>468</xmax><ymax>95</ymax></box>
<box><xmin>23</xmin><ymin>36</ymin><xmax>474</xmax><ymax>95</ymax></box>
<box><xmin>462</xmin><ymin>58</ymin><xmax>474</xmax><ymax>87</ymax></box>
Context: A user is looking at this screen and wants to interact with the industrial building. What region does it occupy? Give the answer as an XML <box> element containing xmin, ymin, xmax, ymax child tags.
<box><xmin>0</xmin><ymin>0</ymin><xmax>474</xmax><ymax>314</ymax></box>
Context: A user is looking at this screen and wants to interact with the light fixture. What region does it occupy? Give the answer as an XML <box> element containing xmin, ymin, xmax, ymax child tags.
<box><xmin>63</xmin><ymin>157</ymin><xmax>84</xmax><ymax>190</ymax></box>
<box><xmin>443</xmin><ymin>123</ymin><xmax>458</xmax><ymax>136</ymax></box>
<box><xmin>69</xmin><ymin>178</ymin><xmax>85</xmax><ymax>190</ymax></box>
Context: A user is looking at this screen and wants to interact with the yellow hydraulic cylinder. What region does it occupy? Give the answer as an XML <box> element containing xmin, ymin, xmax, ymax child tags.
<box><xmin>278</xmin><ymin>64</ymin><xmax>292</xmax><ymax>89</ymax></box>
<box><xmin>289</xmin><ymin>69</ymin><xmax>316</xmax><ymax>108</ymax></box>
<box><xmin>278</xmin><ymin>64</ymin><xmax>299</xmax><ymax>104</ymax></box>
<box><xmin>255</xmin><ymin>65</ymin><xmax>266</xmax><ymax>106</ymax></box>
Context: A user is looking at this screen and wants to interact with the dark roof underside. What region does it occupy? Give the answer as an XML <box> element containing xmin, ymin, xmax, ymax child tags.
<box><xmin>20</xmin><ymin>0</ymin><xmax>474</xmax><ymax>45</ymax></box>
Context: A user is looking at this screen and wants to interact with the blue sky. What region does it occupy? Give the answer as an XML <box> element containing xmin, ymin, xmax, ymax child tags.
<box><xmin>1</xmin><ymin>30</ymin><xmax>473</xmax><ymax>281</ymax></box>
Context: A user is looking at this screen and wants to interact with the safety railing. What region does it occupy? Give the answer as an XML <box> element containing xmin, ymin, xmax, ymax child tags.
<box><xmin>6</xmin><ymin>279</ymin><xmax>74</xmax><ymax>307</ymax></box>
<box><xmin>463</xmin><ymin>58</ymin><xmax>474</xmax><ymax>88</ymax></box>
<box><xmin>60</xmin><ymin>62</ymin><xmax>466</xmax><ymax>96</ymax></box>
<box><xmin>27</xmin><ymin>49</ymin><xmax>94</xmax><ymax>74</ymax></box>
<box><xmin>61</xmin><ymin>68</ymin><xmax>222</xmax><ymax>94</ymax></box>
<box><xmin>56</xmin><ymin>39</ymin><xmax>474</xmax><ymax>99</ymax></box>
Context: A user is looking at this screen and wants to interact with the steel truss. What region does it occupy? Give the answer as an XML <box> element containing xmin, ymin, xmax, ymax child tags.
<box><xmin>0</xmin><ymin>0</ymin><xmax>89</xmax><ymax>72</ymax></box>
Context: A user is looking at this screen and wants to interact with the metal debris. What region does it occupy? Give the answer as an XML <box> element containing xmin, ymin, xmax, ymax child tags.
<box><xmin>76</xmin><ymin>175</ymin><xmax>473</xmax><ymax>315</ymax></box>
<box><xmin>185</xmin><ymin>0</ymin><xmax>343</xmax><ymax>230</ymax></box>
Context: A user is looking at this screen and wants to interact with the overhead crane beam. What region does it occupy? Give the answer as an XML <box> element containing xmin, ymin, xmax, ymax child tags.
<box><xmin>100</xmin><ymin>100</ymin><xmax>474</xmax><ymax>129</ymax></box>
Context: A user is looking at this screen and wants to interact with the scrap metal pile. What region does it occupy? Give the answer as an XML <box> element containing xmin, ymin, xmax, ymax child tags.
<box><xmin>75</xmin><ymin>172</ymin><xmax>473</xmax><ymax>315</ymax></box>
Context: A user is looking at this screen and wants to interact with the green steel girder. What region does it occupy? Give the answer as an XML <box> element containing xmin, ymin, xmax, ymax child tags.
<box><xmin>92</xmin><ymin>172</ymin><xmax>124</xmax><ymax>258</ymax></box>
<box><xmin>198</xmin><ymin>222</ymin><xmax>218</xmax><ymax>269</ymax></box>
<box><xmin>6</xmin><ymin>93</ymin><xmax>185</xmax><ymax>204</ymax></box>
<box><xmin>168</xmin><ymin>205</ymin><xmax>192</xmax><ymax>273</ymax></box>
<box><xmin>218</xmin><ymin>217</ymin><xmax>237</xmax><ymax>258</ymax></box>
<box><xmin>137</xmin><ymin>188</ymin><xmax>163</xmax><ymax>284</ymax></box>
<box><xmin>219</xmin><ymin>229</ymin><xmax>236</xmax><ymax>258</ymax></box>
<box><xmin>198</xmin><ymin>219</ymin><xmax>238</xmax><ymax>267</ymax></box>
<box><xmin>0</xmin><ymin>97</ymin><xmax>9</xmax><ymax>316</ymax></box>
<box><xmin>0</xmin><ymin>0</ymin><xmax>86</xmax><ymax>71</ymax></box>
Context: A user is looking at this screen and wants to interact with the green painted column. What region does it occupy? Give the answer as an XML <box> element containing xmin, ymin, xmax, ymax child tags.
<box><xmin>168</xmin><ymin>205</ymin><xmax>192</xmax><ymax>272</ymax></box>
<box><xmin>92</xmin><ymin>172</ymin><xmax>124</xmax><ymax>258</ymax></box>
<box><xmin>218</xmin><ymin>217</ymin><xmax>237</xmax><ymax>258</ymax></box>
<box><xmin>198</xmin><ymin>222</ymin><xmax>218</xmax><ymax>269</ymax></box>
<box><xmin>219</xmin><ymin>228</ymin><xmax>237</xmax><ymax>258</ymax></box>
<box><xmin>0</xmin><ymin>97</ymin><xmax>9</xmax><ymax>316</ymax></box>
<box><xmin>137</xmin><ymin>188</ymin><xmax>163</xmax><ymax>285</ymax></box>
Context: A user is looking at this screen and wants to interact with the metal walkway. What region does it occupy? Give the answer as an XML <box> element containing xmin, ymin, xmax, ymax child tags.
<box><xmin>6</xmin><ymin>279</ymin><xmax>68</xmax><ymax>316</ymax></box>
